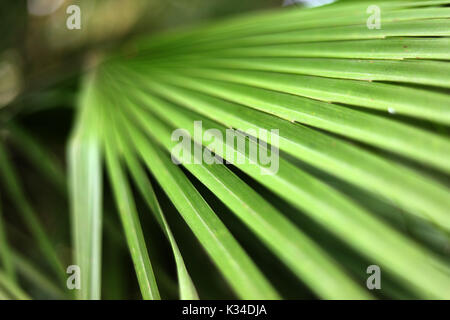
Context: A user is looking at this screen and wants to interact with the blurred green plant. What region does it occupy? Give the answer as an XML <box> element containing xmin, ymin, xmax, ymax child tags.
<box><xmin>0</xmin><ymin>0</ymin><xmax>449</xmax><ymax>300</ymax></box>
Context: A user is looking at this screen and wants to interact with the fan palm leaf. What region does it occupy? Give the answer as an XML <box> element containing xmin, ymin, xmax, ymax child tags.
<box><xmin>1</xmin><ymin>0</ymin><xmax>449</xmax><ymax>300</ymax></box>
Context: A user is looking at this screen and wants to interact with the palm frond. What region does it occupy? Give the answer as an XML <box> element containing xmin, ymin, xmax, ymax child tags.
<box><xmin>67</xmin><ymin>0</ymin><xmax>450</xmax><ymax>299</ymax></box>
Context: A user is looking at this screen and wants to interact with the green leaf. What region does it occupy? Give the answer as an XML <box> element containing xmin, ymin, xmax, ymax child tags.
<box><xmin>148</xmin><ymin>67</ymin><xmax>450</xmax><ymax>124</ymax></box>
<box><xmin>65</xmin><ymin>0</ymin><xmax>450</xmax><ymax>300</ymax></box>
<box><xmin>116</xmin><ymin>97</ymin><xmax>370</xmax><ymax>299</ymax></box>
<box><xmin>12</xmin><ymin>251</ymin><xmax>67</xmax><ymax>299</ymax></box>
<box><xmin>0</xmin><ymin>270</ymin><xmax>30</xmax><ymax>300</ymax></box>
<box><xmin>107</xmin><ymin>85</ymin><xmax>450</xmax><ymax>298</ymax></box>
<box><xmin>68</xmin><ymin>75</ymin><xmax>103</xmax><ymax>299</ymax></box>
<box><xmin>0</xmin><ymin>143</ymin><xmax>65</xmax><ymax>285</ymax></box>
<box><xmin>7</xmin><ymin>123</ymin><xmax>66</xmax><ymax>192</ymax></box>
<box><xmin>137</xmin><ymin>71</ymin><xmax>450</xmax><ymax>172</ymax></box>
<box><xmin>116</xmin><ymin>138</ymin><xmax>198</xmax><ymax>299</ymax></box>
<box><xmin>116</xmin><ymin>110</ymin><xmax>279</xmax><ymax>299</ymax></box>
<box><xmin>103</xmin><ymin>133</ymin><xmax>161</xmax><ymax>300</ymax></box>
<box><xmin>155</xmin><ymin>57</ymin><xmax>450</xmax><ymax>88</ymax></box>
<box><xmin>112</xmin><ymin>71</ymin><xmax>450</xmax><ymax>233</ymax></box>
